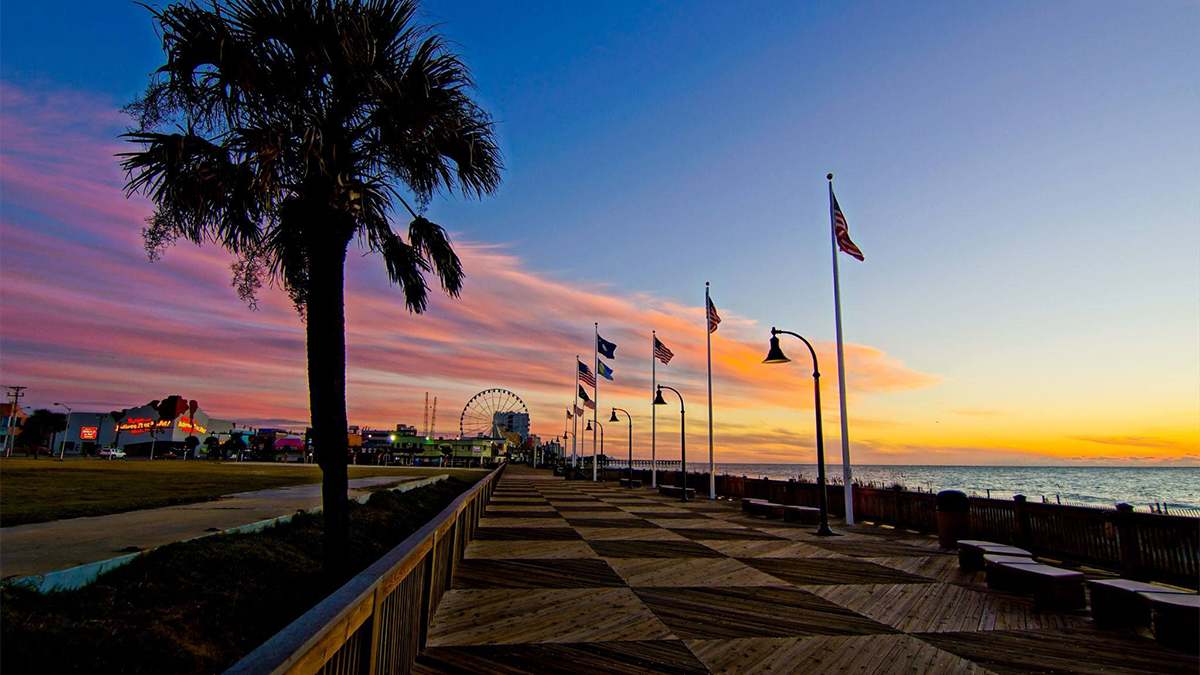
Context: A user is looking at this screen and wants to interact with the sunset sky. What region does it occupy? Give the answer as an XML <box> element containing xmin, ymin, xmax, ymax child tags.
<box><xmin>1</xmin><ymin>1</ymin><xmax>1196</xmax><ymax>466</ymax></box>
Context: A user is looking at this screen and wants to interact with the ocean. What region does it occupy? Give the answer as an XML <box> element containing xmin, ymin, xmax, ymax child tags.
<box><xmin>608</xmin><ymin>462</ymin><xmax>1200</xmax><ymax>513</ymax></box>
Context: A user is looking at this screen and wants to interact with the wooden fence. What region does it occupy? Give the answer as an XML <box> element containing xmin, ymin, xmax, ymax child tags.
<box><xmin>602</xmin><ymin>467</ymin><xmax>1198</xmax><ymax>588</ymax></box>
<box><xmin>227</xmin><ymin>463</ymin><xmax>505</xmax><ymax>675</ymax></box>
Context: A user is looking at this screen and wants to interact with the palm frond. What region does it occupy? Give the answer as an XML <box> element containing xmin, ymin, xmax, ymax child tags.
<box><xmin>123</xmin><ymin>0</ymin><xmax>500</xmax><ymax>314</ymax></box>
<box><xmin>408</xmin><ymin>215</ymin><xmax>464</xmax><ymax>296</ymax></box>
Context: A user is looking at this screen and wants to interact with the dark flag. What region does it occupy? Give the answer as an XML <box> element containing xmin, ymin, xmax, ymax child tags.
<box><xmin>597</xmin><ymin>334</ymin><xmax>617</xmax><ymax>359</ymax></box>
<box><xmin>578</xmin><ymin>385</ymin><xmax>596</xmax><ymax>409</ymax></box>
<box><xmin>597</xmin><ymin>360</ymin><xmax>614</xmax><ymax>381</ymax></box>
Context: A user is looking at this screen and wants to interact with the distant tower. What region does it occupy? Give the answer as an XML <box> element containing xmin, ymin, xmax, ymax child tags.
<box><xmin>430</xmin><ymin>396</ymin><xmax>438</xmax><ymax>439</ymax></box>
<box><xmin>422</xmin><ymin>392</ymin><xmax>430</xmax><ymax>436</ymax></box>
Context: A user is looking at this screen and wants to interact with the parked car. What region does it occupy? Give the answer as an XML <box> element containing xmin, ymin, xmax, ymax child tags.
<box><xmin>98</xmin><ymin>448</ymin><xmax>127</xmax><ymax>460</ymax></box>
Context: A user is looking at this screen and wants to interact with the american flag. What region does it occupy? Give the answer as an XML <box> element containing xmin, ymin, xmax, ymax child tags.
<box><xmin>832</xmin><ymin>192</ymin><xmax>864</xmax><ymax>261</ymax></box>
<box><xmin>653</xmin><ymin>337</ymin><xmax>674</xmax><ymax>364</ymax></box>
<box><xmin>706</xmin><ymin>297</ymin><xmax>721</xmax><ymax>334</ymax></box>
<box><xmin>574</xmin><ymin>404</ymin><xmax>585</xmax><ymax>416</ymax></box>
<box><xmin>577</xmin><ymin>360</ymin><xmax>596</xmax><ymax>387</ymax></box>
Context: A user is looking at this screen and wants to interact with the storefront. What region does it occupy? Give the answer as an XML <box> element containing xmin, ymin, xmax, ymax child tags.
<box><xmin>56</xmin><ymin>404</ymin><xmax>233</xmax><ymax>456</ymax></box>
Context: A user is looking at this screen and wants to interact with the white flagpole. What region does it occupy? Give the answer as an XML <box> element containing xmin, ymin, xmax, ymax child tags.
<box><xmin>828</xmin><ymin>173</ymin><xmax>855</xmax><ymax>525</ymax></box>
<box><xmin>593</xmin><ymin>322</ymin><xmax>599</xmax><ymax>482</ymax></box>
<box><xmin>705</xmin><ymin>282</ymin><xmax>716</xmax><ymax>499</ymax></box>
<box><xmin>573</xmin><ymin>355</ymin><xmax>580</xmax><ymax>468</ymax></box>
<box><xmin>651</xmin><ymin>331</ymin><xmax>657</xmax><ymax>488</ymax></box>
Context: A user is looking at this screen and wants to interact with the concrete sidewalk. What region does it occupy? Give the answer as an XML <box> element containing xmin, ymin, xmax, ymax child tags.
<box><xmin>1</xmin><ymin>476</ymin><xmax>413</xmax><ymax>578</ymax></box>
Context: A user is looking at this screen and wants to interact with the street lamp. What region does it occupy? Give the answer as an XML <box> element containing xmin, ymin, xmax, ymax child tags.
<box><xmin>585</xmin><ymin>419</ymin><xmax>604</xmax><ymax>481</ymax></box>
<box><xmin>53</xmin><ymin>402</ymin><xmax>72</xmax><ymax>461</ymax></box>
<box><xmin>653</xmin><ymin>385</ymin><xmax>688</xmax><ymax>501</ymax></box>
<box><xmin>762</xmin><ymin>328</ymin><xmax>836</xmax><ymax>536</ymax></box>
<box><xmin>610</xmin><ymin>408</ymin><xmax>633</xmax><ymax>488</ymax></box>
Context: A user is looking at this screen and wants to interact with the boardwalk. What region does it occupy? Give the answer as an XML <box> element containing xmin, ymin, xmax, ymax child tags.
<box><xmin>416</xmin><ymin>466</ymin><xmax>1196</xmax><ymax>674</ymax></box>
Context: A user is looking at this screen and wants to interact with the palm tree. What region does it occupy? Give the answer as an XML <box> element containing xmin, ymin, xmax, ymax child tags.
<box><xmin>19</xmin><ymin>409</ymin><xmax>68</xmax><ymax>459</ymax></box>
<box><xmin>120</xmin><ymin>0</ymin><xmax>501</xmax><ymax>572</ymax></box>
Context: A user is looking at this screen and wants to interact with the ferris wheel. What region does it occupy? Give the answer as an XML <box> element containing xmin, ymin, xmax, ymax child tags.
<box><xmin>459</xmin><ymin>388</ymin><xmax>529</xmax><ymax>439</ymax></box>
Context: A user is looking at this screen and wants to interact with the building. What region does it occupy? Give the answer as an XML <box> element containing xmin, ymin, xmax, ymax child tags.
<box><xmin>492</xmin><ymin>411</ymin><xmax>530</xmax><ymax>441</ymax></box>
<box><xmin>360</xmin><ymin>433</ymin><xmax>508</xmax><ymax>467</ymax></box>
<box><xmin>52</xmin><ymin>403</ymin><xmax>234</xmax><ymax>456</ymax></box>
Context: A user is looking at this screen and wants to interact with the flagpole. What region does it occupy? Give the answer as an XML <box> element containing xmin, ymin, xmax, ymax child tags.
<box><xmin>828</xmin><ymin>173</ymin><xmax>855</xmax><ymax>525</ymax></box>
<box><xmin>651</xmin><ymin>330</ymin><xmax>657</xmax><ymax>488</ymax></box>
<box><xmin>573</xmin><ymin>355</ymin><xmax>580</xmax><ymax>468</ymax></box>
<box><xmin>705</xmin><ymin>282</ymin><xmax>715</xmax><ymax>500</ymax></box>
<box><xmin>593</xmin><ymin>323</ymin><xmax>600</xmax><ymax>482</ymax></box>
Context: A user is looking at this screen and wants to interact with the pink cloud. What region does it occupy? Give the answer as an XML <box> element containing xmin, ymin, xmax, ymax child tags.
<box><xmin>0</xmin><ymin>81</ymin><xmax>938</xmax><ymax>461</ymax></box>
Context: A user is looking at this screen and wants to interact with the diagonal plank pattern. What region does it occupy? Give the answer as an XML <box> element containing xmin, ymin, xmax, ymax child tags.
<box><xmin>419</xmin><ymin>466</ymin><xmax>1196</xmax><ymax>673</ymax></box>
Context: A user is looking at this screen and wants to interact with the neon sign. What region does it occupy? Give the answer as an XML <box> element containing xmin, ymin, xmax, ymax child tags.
<box><xmin>80</xmin><ymin>427</ymin><xmax>98</xmax><ymax>440</ymax></box>
<box><xmin>116</xmin><ymin>417</ymin><xmax>206</xmax><ymax>435</ymax></box>
<box><xmin>117</xmin><ymin>418</ymin><xmax>160</xmax><ymax>434</ymax></box>
<box><xmin>177</xmin><ymin>417</ymin><xmax>207</xmax><ymax>434</ymax></box>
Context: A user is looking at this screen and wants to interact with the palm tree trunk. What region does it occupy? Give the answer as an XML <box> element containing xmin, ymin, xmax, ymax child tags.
<box><xmin>307</xmin><ymin>243</ymin><xmax>351</xmax><ymax>576</ymax></box>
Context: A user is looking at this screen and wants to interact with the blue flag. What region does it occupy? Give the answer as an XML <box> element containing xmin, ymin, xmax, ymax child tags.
<box><xmin>597</xmin><ymin>360</ymin><xmax>613</xmax><ymax>381</ymax></box>
<box><xmin>597</xmin><ymin>335</ymin><xmax>617</xmax><ymax>359</ymax></box>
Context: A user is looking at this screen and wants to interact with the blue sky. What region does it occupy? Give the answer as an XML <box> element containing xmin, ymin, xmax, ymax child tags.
<box><xmin>2</xmin><ymin>0</ymin><xmax>1197</xmax><ymax>463</ymax></box>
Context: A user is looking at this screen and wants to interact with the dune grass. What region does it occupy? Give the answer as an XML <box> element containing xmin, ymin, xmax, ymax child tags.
<box><xmin>1</xmin><ymin>477</ymin><xmax>474</xmax><ymax>674</ymax></box>
<box><xmin>0</xmin><ymin>459</ymin><xmax>484</xmax><ymax>526</ymax></box>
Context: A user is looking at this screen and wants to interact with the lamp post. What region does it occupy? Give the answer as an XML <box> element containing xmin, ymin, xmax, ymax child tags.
<box><xmin>585</xmin><ymin>419</ymin><xmax>604</xmax><ymax>480</ymax></box>
<box><xmin>653</xmin><ymin>385</ymin><xmax>687</xmax><ymax>501</ymax></box>
<box><xmin>762</xmin><ymin>328</ymin><xmax>836</xmax><ymax>536</ymax></box>
<box><xmin>561</xmin><ymin>429</ymin><xmax>572</xmax><ymax>470</ymax></box>
<box><xmin>610</xmin><ymin>408</ymin><xmax>633</xmax><ymax>488</ymax></box>
<box><xmin>53</xmin><ymin>402</ymin><xmax>72</xmax><ymax>461</ymax></box>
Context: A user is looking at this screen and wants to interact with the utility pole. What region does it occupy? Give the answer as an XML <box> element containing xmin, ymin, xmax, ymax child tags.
<box><xmin>4</xmin><ymin>386</ymin><xmax>27</xmax><ymax>457</ymax></box>
<box><xmin>427</xmin><ymin>389</ymin><xmax>436</xmax><ymax>437</ymax></box>
<box><xmin>430</xmin><ymin>396</ymin><xmax>438</xmax><ymax>439</ymax></box>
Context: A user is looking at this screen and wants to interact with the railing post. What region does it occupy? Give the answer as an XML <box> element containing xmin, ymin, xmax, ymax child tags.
<box><xmin>366</xmin><ymin>585</ymin><xmax>383</xmax><ymax>675</ymax></box>
<box><xmin>418</xmin><ymin>548</ymin><xmax>435</xmax><ymax>648</ymax></box>
<box><xmin>1013</xmin><ymin>494</ymin><xmax>1031</xmax><ymax>548</ymax></box>
<box><xmin>1113</xmin><ymin>503</ymin><xmax>1144</xmax><ymax>579</ymax></box>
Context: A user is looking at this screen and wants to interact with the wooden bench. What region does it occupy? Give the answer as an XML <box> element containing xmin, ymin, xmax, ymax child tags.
<box><xmin>618</xmin><ymin>478</ymin><xmax>642</xmax><ymax>488</ymax></box>
<box><xmin>658</xmin><ymin>485</ymin><xmax>696</xmax><ymax>499</ymax></box>
<box><xmin>980</xmin><ymin>554</ymin><xmax>1041</xmax><ymax>591</ymax></box>
<box><xmin>781</xmin><ymin>505</ymin><xmax>820</xmax><ymax>524</ymax></box>
<box><xmin>1139</xmin><ymin>592</ymin><xmax>1199</xmax><ymax>653</ymax></box>
<box><xmin>1087</xmin><ymin>579</ymin><xmax>1195</xmax><ymax>628</ymax></box>
<box><xmin>986</xmin><ymin>561</ymin><xmax>1086</xmax><ymax>610</ymax></box>
<box><xmin>741</xmin><ymin>498</ymin><xmax>769</xmax><ymax>514</ymax></box>
<box><xmin>958</xmin><ymin>540</ymin><xmax>1033</xmax><ymax>571</ymax></box>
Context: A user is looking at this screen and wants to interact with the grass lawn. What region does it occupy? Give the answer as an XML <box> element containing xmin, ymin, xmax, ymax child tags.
<box><xmin>1</xmin><ymin>477</ymin><xmax>476</xmax><ymax>674</ymax></box>
<box><xmin>0</xmin><ymin>459</ymin><xmax>485</xmax><ymax>526</ymax></box>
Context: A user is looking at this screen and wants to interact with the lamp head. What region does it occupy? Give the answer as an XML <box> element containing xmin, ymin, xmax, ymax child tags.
<box><xmin>762</xmin><ymin>331</ymin><xmax>791</xmax><ymax>364</ymax></box>
<box><xmin>585</xmin><ymin>421</ymin><xmax>593</xmax><ymax>431</ymax></box>
<box><xmin>609</xmin><ymin>409</ymin><xmax>619</xmax><ymax>423</ymax></box>
<box><xmin>653</xmin><ymin>387</ymin><xmax>667</xmax><ymax>406</ymax></box>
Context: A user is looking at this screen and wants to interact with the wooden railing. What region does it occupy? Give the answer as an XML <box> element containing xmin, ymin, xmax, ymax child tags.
<box><xmin>227</xmin><ymin>463</ymin><xmax>505</xmax><ymax>675</ymax></box>
<box><xmin>601</xmin><ymin>467</ymin><xmax>1198</xmax><ymax>588</ymax></box>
